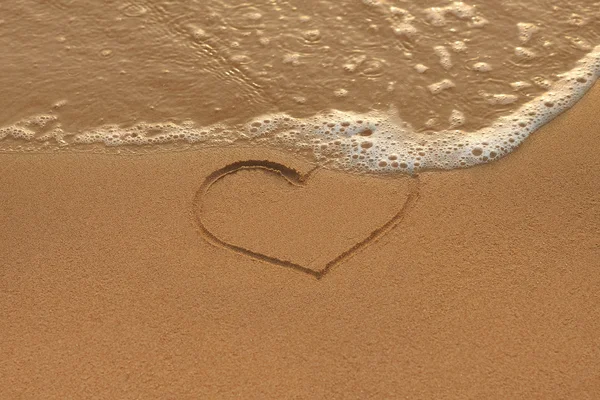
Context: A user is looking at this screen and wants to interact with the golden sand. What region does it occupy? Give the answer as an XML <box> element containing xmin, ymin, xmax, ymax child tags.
<box><xmin>1</xmin><ymin>0</ymin><xmax>600</xmax><ymax>398</ymax></box>
<box><xmin>1</xmin><ymin>83</ymin><xmax>599</xmax><ymax>398</ymax></box>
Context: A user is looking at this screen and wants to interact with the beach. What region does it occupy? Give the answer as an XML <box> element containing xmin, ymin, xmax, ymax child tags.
<box><xmin>1</xmin><ymin>81</ymin><xmax>598</xmax><ymax>398</ymax></box>
<box><xmin>2</xmin><ymin>0</ymin><xmax>600</xmax><ymax>397</ymax></box>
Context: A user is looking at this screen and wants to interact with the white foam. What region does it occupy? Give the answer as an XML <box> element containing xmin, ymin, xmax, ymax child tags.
<box><xmin>510</xmin><ymin>81</ymin><xmax>533</xmax><ymax>90</ymax></box>
<box><xmin>472</xmin><ymin>62</ymin><xmax>493</xmax><ymax>72</ymax></box>
<box><xmin>515</xmin><ymin>47</ymin><xmax>537</xmax><ymax>60</ymax></box>
<box><xmin>414</xmin><ymin>64</ymin><xmax>429</xmax><ymax>73</ymax></box>
<box><xmin>424</xmin><ymin>2</ymin><xmax>477</xmax><ymax>27</ymax></box>
<box><xmin>517</xmin><ymin>22</ymin><xmax>540</xmax><ymax>43</ymax></box>
<box><xmin>428</xmin><ymin>79</ymin><xmax>456</xmax><ymax>94</ymax></box>
<box><xmin>468</xmin><ymin>16</ymin><xmax>489</xmax><ymax>28</ymax></box>
<box><xmin>451</xmin><ymin>41</ymin><xmax>468</xmax><ymax>53</ymax></box>
<box><xmin>433</xmin><ymin>46</ymin><xmax>453</xmax><ymax>70</ymax></box>
<box><xmin>393</xmin><ymin>23</ymin><xmax>418</xmax><ymax>38</ymax></box>
<box><xmin>481</xmin><ymin>92</ymin><xmax>519</xmax><ymax>105</ymax></box>
<box><xmin>568</xmin><ymin>36</ymin><xmax>593</xmax><ymax>51</ymax></box>
<box><xmin>1</xmin><ymin>45</ymin><xmax>599</xmax><ymax>175</ymax></box>
<box><xmin>449</xmin><ymin>110</ymin><xmax>466</xmax><ymax>128</ymax></box>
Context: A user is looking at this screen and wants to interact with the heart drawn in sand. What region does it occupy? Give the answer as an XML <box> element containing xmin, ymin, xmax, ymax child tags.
<box><xmin>193</xmin><ymin>160</ymin><xmax>420</xmax><ymax>279</ymax></box>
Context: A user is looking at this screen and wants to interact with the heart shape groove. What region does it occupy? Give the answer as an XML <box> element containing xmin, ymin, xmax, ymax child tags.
<box><xmin>193</xmin><ymin>160</ymin><xmax>420</xmax><ymax>279</ymax></box>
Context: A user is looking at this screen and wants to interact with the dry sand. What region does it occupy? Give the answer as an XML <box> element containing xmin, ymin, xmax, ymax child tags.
<box><xmin>1</xmin><ymin>83</ymin><xmax>599</xmax><ymax>398</ymax></box>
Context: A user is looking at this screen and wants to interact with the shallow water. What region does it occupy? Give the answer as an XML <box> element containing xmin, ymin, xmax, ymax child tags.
<box><xmin>1</xmin><ymin>0</ymin><xmax>599</xmax><ymax>173</ymax></box>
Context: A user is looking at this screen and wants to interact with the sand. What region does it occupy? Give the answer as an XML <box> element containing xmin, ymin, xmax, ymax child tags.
<box><xmin>1</xmin><ymin>73</ymin><xmax>599</xmax><ymax>398</ymax></box>
<box><xmin>2</xmin><ymin>1</ymin><xmax>599</xmax><ymax>397</ymax></box>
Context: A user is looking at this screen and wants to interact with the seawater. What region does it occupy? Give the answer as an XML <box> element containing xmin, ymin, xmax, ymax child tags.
<box><xmin>0</xmin><ymin>0</ymin><xmax>599</xmax><ymax>173</ymax></box>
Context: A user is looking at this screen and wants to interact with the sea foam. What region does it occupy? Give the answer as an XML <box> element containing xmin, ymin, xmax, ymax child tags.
<box><xmin>0</xmin><ymin>1</ymin><xmax>599</xmax><ymax>174</ymax></box>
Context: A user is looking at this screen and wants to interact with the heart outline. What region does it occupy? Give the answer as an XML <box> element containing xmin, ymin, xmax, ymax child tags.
<box><xmin>193</xmin><ymin>160</ymin><xmax>420</xmax><ymax>279</ymax></box>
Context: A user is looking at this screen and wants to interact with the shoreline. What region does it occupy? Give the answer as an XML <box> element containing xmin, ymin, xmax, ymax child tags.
<box><xmin>1</xmin><ymin>83</ymin><xmax>599</xmax><ymax>398</ymax></box>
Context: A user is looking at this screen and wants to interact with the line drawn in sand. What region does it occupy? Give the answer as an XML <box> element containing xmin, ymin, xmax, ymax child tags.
<box><xmin>193</xmin><ymin>160</ymin><xmax>420</xmax><ymax>279</ymax></box>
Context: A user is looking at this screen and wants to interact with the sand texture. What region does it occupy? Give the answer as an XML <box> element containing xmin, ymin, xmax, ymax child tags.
<box><xmin>1</xmin><ymin>82</ymin><xmax>599</xmax><ymax>398</ymax></box>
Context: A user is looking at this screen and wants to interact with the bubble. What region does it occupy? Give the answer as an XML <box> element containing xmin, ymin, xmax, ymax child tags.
<box><xmin>187</xmin><ymin>24</ymin><xmax>210</xmax><ymax>42</ymax></box>
<box><xmin>360</xmin><ymin>59</ymin><xmax>385</xmax><ymax>77</ymax></box>
<box><xmin>293</xmin><ymin>96</ymin><xmax>307</xmax><ymax>104</ymax></box>
<box><xmin>568</xmin><ymin>36</ymin><xmax>593</xmax><ymax>51</ymax></box>
<box><xmin>515</xmin><ymin>47</ymin><xmax>537</xmax><ymax>60</ymax></box>
<box><xmin>468</xmin><ymin>16</ymin><xmax>489</xmax><ymax>28</ymax></box>
<box><xmin>532</xmin><ymin>77</ymin><xmax>553</xmax><ymax>89</ymax></box>
<box><xmin>433</xmin><ymin>46</ymin><xmax>453</xmax><ymax>70</ymax></box>
<box><xmin>392</xmin><ymin>23</ymin><xmax>417</xmax><ymax>39</ymax></box>
<box><xmin>510</xmin><ymin>81</ymin><xmax>533</xmax><ymax>91</ymax></box>
<box><xmin>449</xmin><ymin>110</ymin><xmax>466</xmax><ymax>128</ymax></box>
<box><xmin>472</xmin><ymin>147</ymin><xmax>483</xmax><ymax>156</ymax></box>
<box><xmin>517</xmin><ymin>22</ymin><xmax>540</xmax><ymax>43</ymax></box>
<box><xmin>451</xmin><ymin>41</ymin><xmax>467</xmax><ymax>52</ymax></box>
<box><xmin>428</xmin><ymin>79</ymin><xmax>455</xmax><ymax>95</ymax></box>
<box><xmin>334</xmin><ymin>89</ymin><xmax>349</xmax><ymax>97</ymax></box>
<box><xmin>424</xmin><ymin>2</ymin><xmax>477</xmax><ymax>27</ymax></box>
<box><xmin>425</xmin><ymin>118</ymin><xmax>438</xmax><ymax>128</ymax></box>
<box><xmin>472</xmin><ymin>62</ymin><xmax>492</xmax><ymax>72</ymax></box>
<box><xmin>301</xmin><ymin>29</ymin><xmax>321</xmax><ymax>42</ymax></box>
<box><xmin>414</xmin><ymin>64</ymin><xmax>429</xmax><ymax>73</ymax></box>
<box><xmin>230</xmin><ymin>54</ymin><xmax>252</xmax><ymax>65</ymax></box>
<box><xmin>481</xmin><ymin>92</ymin><xmax>519</xmax><ymax>105</ymax></box>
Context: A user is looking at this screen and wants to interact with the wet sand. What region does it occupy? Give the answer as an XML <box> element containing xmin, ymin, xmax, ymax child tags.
<box><xmin>1</xmin><ymin>78</ymin><xmax>599</xmax><ymax>398</ymax></box>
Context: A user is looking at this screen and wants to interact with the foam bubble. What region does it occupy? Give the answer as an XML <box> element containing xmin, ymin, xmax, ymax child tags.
<box><xmin>532</xmin><ymin>77</ymin><xmax>553</xmax><ymax>89</ymax></box>
<box><xmin>510</xmin><ymin>81</ymin><xmax>533</xmax><ymax>90</ymax></box>
<box><xmin>424</xmin><ymin>2</ymin><xmax>477</xmax><ymax>27</ymax></box>
<box><xmin>433</xmin><ymin>46</ymin><xmax>453</xmax><ymax>70</ymax></box>
<box><xmin>301</xmin><ymin>29</ymin><xmax>321</xmax><ymax>42</ymax></box>
<box><xmin>481</xmin><ymin>92</ymin><xmax>519</xmax><ymax>105</ymax></box>
<box><xmin>468</xmin><ymin>16</ymin><xmax>489</xmax><ymax>28</ymax></box>
<box><xmin>568</xmin><ymin>36</ymin><xmax>593</xmax><ymax>51</ymax></box>
<box><xmin>393</xmin><ymin>23</ymin><xmax>418</xmax><ymax>39</ymax></box>
<box><xmin>1</xmin><ymin>4</ymin><xmax>599</xmax><ymax>177</ymax></box>
<box><xmin>449</xmin><ymin>110</ymin><xmax>466</xmax><ymax>128</ymax></box>
<box><xmin>451</xmin><ymin>41</ymin><xmax>468</xmax><ymax>53</ymax></box>
<box><xmin>60</xmin><ymin>45</ymin><xmax>599</xmax><ymax>174</ymax></box>
<box><xmin>414</xmin><ymin>64</ymin><xmax>429</xmax><ymax>73</ymax></box>
<box><xmin>517</xmin><ymin>22</ymin><xmax>540</xmax><ymax>43</ymax></box>
<box><xmin>428</xmin><ymin>79</ymin><xmax>456</xmax><ymax>94</ymax></box>
<box><xmin>515</xmin><ymin>47</ymin><xmax>537</xmax><ymax>60</ymax></box>
<box><xmin>472</xmin><ymin>62</ymin><xmax>493</xmax><ymax>72</ymax></box>
<box><xmin>334</xmin><ymin>88</ymin><xmax>349</xmax><ymax>97</ymax></box>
